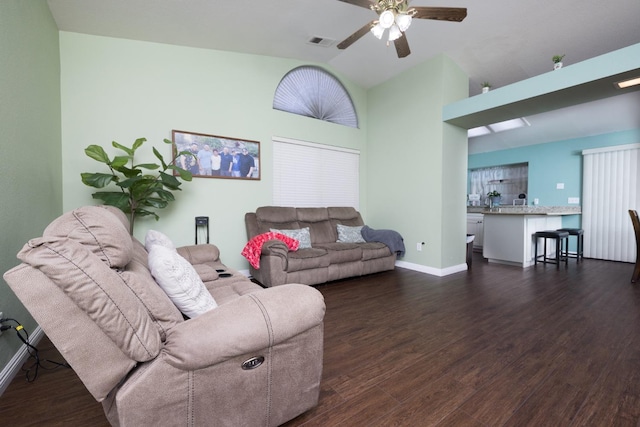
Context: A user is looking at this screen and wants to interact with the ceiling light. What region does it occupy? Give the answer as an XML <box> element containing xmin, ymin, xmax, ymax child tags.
<box><xmin>615</xmin><ymin>77</ymin><xmax>640</xmax><ymax>89</ymax></box>
<box><xmin>395</xmin><ymin>13</ymin><xmax>412</xmax><ymax>32</ymax></box>
<box><xmin>370</xmin><ymin>23</ymin><xmax>385</xmax><ymax>39</ymax></box>
<box><xmin>388</xmin><ymin>24</ymin><xmax>402</xmax><ymax>42</ymax></box>
<box><xmin>369</xmin><ymin>1</ymin><xmax>417</xmax><ymax>44</ymax></box>
<box><xmin>379</xmin><ymin>10</ymin><xmax>395</xmax><ymax>29</ymax></box>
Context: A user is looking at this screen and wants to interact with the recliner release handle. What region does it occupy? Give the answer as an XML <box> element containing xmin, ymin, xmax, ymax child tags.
<box><xmin>242</xmin><ymin>356</ymin><xmax>265</xmax><ymax>370</ymax></box>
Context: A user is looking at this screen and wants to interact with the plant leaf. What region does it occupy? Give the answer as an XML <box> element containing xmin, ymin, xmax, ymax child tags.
<box><xmin>159</xmin><ymin>171</ymin><xmax>182</xmax><ymax>189</ymax></box>
<box><xmin>112</xmin><ymin>141</ymin><xmax>133</xmax><ymax>156</ymax></box>
<box><xmin>152</xmin><ymin>146</ymin><xmax>168</xmax><ymax>169</ymax></box>
<box><xmin>131</xmin><ymin>138</ymin><xmax>146</xmax><ymax>152</ymax></box>
<box><xmin>91</xmin><ymin>191</ymin><xmax>129</xmax><ymax>209</ymax></box>
<box><xmin>154</xmin><ymin>189</ymin><xmax>176</xmax><ymax>201</ymax></box>
<box><xmin>115</xmin><ymin>165</ymin><xmax>143</xmax><ymax>178</ymax></box>
<box><xmin>110</xmin><ymin>155</ymin><xmax>130</xmax><ymax>169</ymax></box>
<box><xmin>81</xmin><ymin>172</ymin><xmax>117</xmax><ymax>188</ymax></box>
<box><xmin>135</xmin><ymin>163</ymin><xmax>160</xmax><ymax>170</ymax></box>
<box><xmin>85</xmin><ymin>145</ymin><xmax>111</xmax><ymax>164</ymax></box>
<box><xmin>168</xmin><ymin>164</ymin><xmax>193</xmax><ymax>181</ymax></box>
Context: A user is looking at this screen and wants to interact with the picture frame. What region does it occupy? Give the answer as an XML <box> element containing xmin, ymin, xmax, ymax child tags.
<box><xmin>172</xmin><ymin>129</ymin><xmax>260</xmax><ymax>180</ymax></box>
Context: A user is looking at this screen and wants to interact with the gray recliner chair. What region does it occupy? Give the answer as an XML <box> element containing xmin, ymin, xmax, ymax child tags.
<box><xmin>3</xmin><ymin>206</ymin><xmax>325</xmax><ymax>426</ymax></box>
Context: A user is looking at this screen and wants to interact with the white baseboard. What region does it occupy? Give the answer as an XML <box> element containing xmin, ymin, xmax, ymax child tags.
<box><xmin>0</xmin><ymin>325</ymin><xmax>44</xmax><ymax>396</ymax></box>
<box><xmin>395</xmin><ymin>260</ymin><xmax>468</xmax><ymax>277</ymax></box>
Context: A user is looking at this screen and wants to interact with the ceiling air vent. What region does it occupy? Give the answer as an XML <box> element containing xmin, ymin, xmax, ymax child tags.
<box><xmin>306</xmin><ymin>36</ymin><xmax>336</xmax><ymax>48</ymax></box>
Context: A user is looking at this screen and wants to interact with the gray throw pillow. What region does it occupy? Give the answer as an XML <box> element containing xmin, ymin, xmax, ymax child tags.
<box><xmin>336</xmin><ymin>224</ymin><xmax>365</xmax><ymax>243</ymax></box>
<box><xmin>270</xmin><ymin>227</ymin><xmax>312</xmax><ymax>249</ymax></box>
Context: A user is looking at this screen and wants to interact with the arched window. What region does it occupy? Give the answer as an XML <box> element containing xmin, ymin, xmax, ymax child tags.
<box><xmin>273</xmin><ymin>66</ymin><xmax>358</xmax><ymax>128</ymax></box>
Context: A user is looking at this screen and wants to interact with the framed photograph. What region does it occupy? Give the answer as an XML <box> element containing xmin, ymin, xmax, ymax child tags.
<box><xmin>172</xmin><ymin>129</ymin><xmax>260</xmax><ymax>180</ymax></box>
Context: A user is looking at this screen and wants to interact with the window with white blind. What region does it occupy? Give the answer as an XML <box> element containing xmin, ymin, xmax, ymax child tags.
<box><xmin>272</xmin><ymin>137</ymin><xmax>359</xmax><ymax>208</ymax></box>
<box><xmin>582</xmin><ymin>143</ymin><xmax>640</xmax><ymax>262</ymax></box>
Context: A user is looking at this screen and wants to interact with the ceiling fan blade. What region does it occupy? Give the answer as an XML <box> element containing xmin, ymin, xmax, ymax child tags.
<box><xmin>412</xmin><ymin>7</ymin><xmax>467</xmax><ymax>22</ymax></box>
<box><xmin>337</xmin><ymin>0</ymin><xmax>374</xmax><ymax>10</ymax></box>
<box><xmin>394</xmin><ymin>34</ymin><xmax>411</xmax><ymax>58</ymax></box>
<box><xmin>337</xmin><ymin>20</ymin><xmax>375</xmax><ymax>50</ymax></box>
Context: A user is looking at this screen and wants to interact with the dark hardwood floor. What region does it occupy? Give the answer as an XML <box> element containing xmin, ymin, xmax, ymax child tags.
<box><xmin>2</xmin><ymin>253</ymin><xmax>640</xmax><ymax>426</ymax></box>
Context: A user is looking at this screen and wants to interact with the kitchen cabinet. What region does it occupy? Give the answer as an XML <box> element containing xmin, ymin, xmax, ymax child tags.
<box><xmin>482</xmin><ymin>211</ymin><xmax>578</xmax><ymax>267</ymax></box>
<box><xmin>466</xmin><ymin>213</ymin><xmax>484</xmax><ymax>250</ymax></box>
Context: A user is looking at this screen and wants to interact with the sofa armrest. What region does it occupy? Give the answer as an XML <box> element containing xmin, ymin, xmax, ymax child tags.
<box><xmin>176</xmin><ymin>244</ymin><xmax>220</xmax><ymax>264</ymax></box>
<box><xmin>162</xmin><ymin>284</ymin><xmax>325</xmax><ymax>370</ymax></box>
<box><xmin>262</xmin><ymin>239</ymin><xmax>289</xmax><ymax>258</ymax></box>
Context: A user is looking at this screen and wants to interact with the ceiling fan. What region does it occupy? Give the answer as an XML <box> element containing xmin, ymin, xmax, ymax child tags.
<box><xmin>337</xmin><ymin>0</ymin><xmax>467</xmax><ymax>58</ymax></box>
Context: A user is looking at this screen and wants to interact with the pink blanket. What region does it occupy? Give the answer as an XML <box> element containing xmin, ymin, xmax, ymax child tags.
<box><xmin>241</xmin><ymin>232</ymin><xmax>300</xmax><ymax>269</ymax></box>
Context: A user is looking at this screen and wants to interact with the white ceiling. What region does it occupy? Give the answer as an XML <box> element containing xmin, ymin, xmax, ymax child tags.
<box><xmin>46</xmin><ymin>0</ymin><xmax>640</xmax><ymax>153</ymax></box>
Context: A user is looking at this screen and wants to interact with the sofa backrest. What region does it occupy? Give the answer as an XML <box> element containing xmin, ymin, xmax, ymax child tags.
<box><xmin>296</xmin><ymin>208</ymin><xmax>336</xmax><ymax>245</ymax></box>
<box><xmin>246</xmin><ymin>206</ymin><xmax>365</xmax><ymax>244</ymax></box>
<box><xmin>4</xmin><ymin>206</ymin><xmax>182</xmax><ymax>401</ymax></box>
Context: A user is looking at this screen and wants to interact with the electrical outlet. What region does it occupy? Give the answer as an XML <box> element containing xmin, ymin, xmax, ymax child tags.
<box><xmin>416</xmin><ymin>242</ymin><xmax>422</xmax><ymax>252</ymax></box>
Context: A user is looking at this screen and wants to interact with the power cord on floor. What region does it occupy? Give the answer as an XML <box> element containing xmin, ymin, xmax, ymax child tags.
<box><xmin>0</xmin><ymin>317</ymin><xmax>71</xmax><ymax>382</ymax></box>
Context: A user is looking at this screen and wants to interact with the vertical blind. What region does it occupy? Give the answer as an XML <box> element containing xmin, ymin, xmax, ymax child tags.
<box><xmin>582</xmin><ymin>143</ymin><xmax>640</xmax><ymax>262</ymax></box>
<box><xmin>272</xmin><ymin>137</ymin><xmax>360</xmax><ymax>208</ymax></box>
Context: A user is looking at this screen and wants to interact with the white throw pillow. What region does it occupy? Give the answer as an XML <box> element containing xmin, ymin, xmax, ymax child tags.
<box><xmin>337</xmin><ymin>224</ymin><xmax>366</xmax><ymax>243</ymax></box>
<box><xmin>145</xmin><ymin>229</ymin><xmax>176</xmax><ymax>252</ymax></box>
<box><xmin>148</xmin><ymin>245</ymin><xmax>217</xmax><ymax>318</ymax></box>
<box><xmin>270</xmin><ymin>227</ymin><xmax>312</xmax><ymax>249</ymax></box>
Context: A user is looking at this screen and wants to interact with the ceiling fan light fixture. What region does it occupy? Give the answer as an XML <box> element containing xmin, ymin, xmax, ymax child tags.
<box><xmin>395</xmin><ymin>13</ymin><xmax>412</xmax><ymax>32</ymax></box>
<box><xmin>388</xmin><ymin>24</ymin><xmax>402</xmax><ymax>42</ymax></box>
<box><xmin>379</xmin><ymin>10</ymin><xmax>395</xmax><ymax>29</ymax></box>
<box><xmin>370</xmin><ymin>22</ymin><xmax>385</xmax><ymax>39</ymax></box>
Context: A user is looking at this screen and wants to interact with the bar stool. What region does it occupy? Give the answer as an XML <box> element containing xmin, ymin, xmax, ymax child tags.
<box><xmin>534</xmin><ymin>230</ymin><xmax>569</xmax><ymax>266</ymax></box>
<box><xmin>557</xmin><ymin>228</ymin><xmax>584</xmax><ymax>262</ymax></box>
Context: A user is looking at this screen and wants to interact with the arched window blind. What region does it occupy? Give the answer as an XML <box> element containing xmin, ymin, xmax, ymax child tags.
<box><xmin>272</xmin><ymin>137</ymin><xmax>359</xmax><ymax>208</ymax></box>
<box><xmin>273</xmin><ymin>66</ymin><xmax>359</xmax><ymax>128</ymax></box>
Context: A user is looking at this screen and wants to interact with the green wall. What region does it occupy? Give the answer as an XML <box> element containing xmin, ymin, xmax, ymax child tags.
<box><xmin>366</xmin><ymin>55</ymin><xmax>468</xmax><ymax>271</ymax></box>
<box><xmin>59</xmin><ymin>32</ymin><xmax>369</xmax><ymax>269</ymax></box>
<box><xmin>0</xmin><ymin>1</ymin><xmax>62</xmax><ymax>373</ymax></box>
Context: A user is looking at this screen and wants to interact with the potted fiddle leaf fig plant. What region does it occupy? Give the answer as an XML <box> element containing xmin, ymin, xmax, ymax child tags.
<box><xmin>81</xmin><ymin>137</ymin><xmax>193</xmax><ymax>234</ymax></box>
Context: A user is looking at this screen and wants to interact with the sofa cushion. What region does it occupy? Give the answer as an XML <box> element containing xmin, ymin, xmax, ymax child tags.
<box><xmin>336</xmin><ymin>224</ymin><xmax>366</xmax><ymax>243</ymax></box>
<box><xmin>118</xmin><ymin>258</ymin><xmax>184</xmax><ymax>340</ymax></box>
<box><xmin>18</xmin><ymin>236</ymin><xmax>162</xmax><ymax>362</ymax></box>
<box><xmin>270</xmin><ymin>227</ymin><xmax>312</xmax><ymax>249</ymax></box>
<box><xmin>148</xmin><ymin>245</ymin><xmax>218</xmax><ymax>318</ymax></box>
<box><xmin>192</xmin><ymin>264</ymin><xmax>220</xmax><ymax>283</ymax></box>
<box><xmin>328</xmin><ymin>206</ymin><xmax>364</xmax><ymax>228</ymax></box>
<box><xmin>255</xmin><ymin>206</ymin><xmax>300</xmax><ymax>234</ymax></box>
<box><xmin>313</xmin><ymin>243</ymin><xmax>363</xmax><ymax>264</ymax></box>
<box><xmin>286</xmin><ymin>248</ymin><xmax>330</xmax><ymax>273</ymax></box>
<box><xmin>43</xmin><ymin>206</ymin><xmax>133</xmax><ymax>269</ymax></box>
<box><xmin>296</xmin><ymin>208</ymin><xmax>337</xmax><ymax>244</ymax></box>
<box><xmin>360</xmin><ymin>242</ymin><xmax>392</xmax><ymax>261</ymax></box>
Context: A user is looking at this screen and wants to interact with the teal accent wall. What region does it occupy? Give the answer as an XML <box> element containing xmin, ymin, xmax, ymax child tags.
<box><xmin>468</xmin><ymin>128</ymin><xmax>640</xmax><ymax>229</ymax></box>
<box><xmin>0</xmin><ymin>1</ymin><xmax>62</xmax><ymax>374</ymax></box>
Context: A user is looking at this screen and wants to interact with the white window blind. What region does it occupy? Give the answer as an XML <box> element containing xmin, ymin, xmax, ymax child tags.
<box><xmin>582</xmin><ymin>143</ymin><xmax>640</xmax><ymax>262</ymax></box>
<box><xmin>272</xmin><ymin>137</ymin><xmax>359</xmax><ymax>208</ymax></box>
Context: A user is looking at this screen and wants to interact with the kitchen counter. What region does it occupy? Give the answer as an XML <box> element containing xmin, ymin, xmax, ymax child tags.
<box><xmin>479</xmin><ymin>207</ymin><xmax>581</xmax><ymax>267</ymax></box>
<box><xmin>468</xmin><ymin>206</ymin><xmax>581</xmax><ymax>215</ymax></box>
